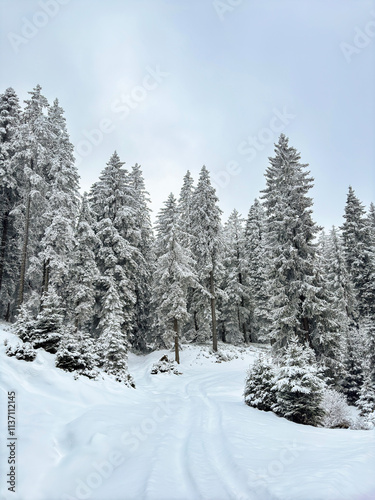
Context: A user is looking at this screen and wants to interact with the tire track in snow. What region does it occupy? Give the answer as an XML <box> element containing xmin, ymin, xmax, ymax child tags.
<box><xmin>184</xmin><ymin>373</ymin><xmax>253</xmax><ymax>500</ymax></box>
<box><xmin>142</xmin><ymin>382</ymin><xmax>201</xmax><ymax>500</ymax></box>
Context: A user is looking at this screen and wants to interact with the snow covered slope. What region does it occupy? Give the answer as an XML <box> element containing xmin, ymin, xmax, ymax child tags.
<box><xmin>1</xmin><ymin>322</ymin><xmax>375</xmax><ymax>500</ymax></box>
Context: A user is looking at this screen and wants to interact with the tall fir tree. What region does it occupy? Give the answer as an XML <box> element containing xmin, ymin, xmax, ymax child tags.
<box><xmin>261</xmin><ymin>134</ymin><xmax>340</xmax><ymax>368</ymax></box>
<box><xmin>244</xmin><ymin>199</ymin><xmax>269</xmax><ymax>342</ymax></box>
<box><xmin>39</xmin><ymin>98</ymin><xmax>80</xmax><ymax>300</ymax></box>
<box><xmin>341</xmin><ymin>187</ymin><xmax>375</xmax><ymax>318</ymax></box>
<box><xmin>126</xmin><ymin>163</ymin><xmax>154</xmax><ymax>351</ymax></box>
<box><xmin>13</xmin><ymin>85</ymin><xmax>51</xmax><ymax>312</ymax></box>
<box><xmin>0</xmin><ymin>87</ymin><xmax>22</xmax><ymax>319</ymax></box>
<box><xmin>177</xmin><ymin>170</ymin><xmax>196</xmax><ymax>341</ymax></box>
<box><xmin>190</xmin><ymin>166</ymin><xmax>223</xmax><ymax>350</ymax></box>
<box><xmin>90</xmin><ymin>152</ymin><xmax>136</xmax><ymax>342</ymax></box>
<box><xmin>152</xmin><ymin>193</ymin><xmax>197</xmax><ymax>362</ymax></box>
<box><xmin>97</xmin><ymin>277</ymin><xmax>135</xmax><ymax>386</ymax></box>
<box><xmin>68</xmin><ymin>193</ymin><xmax>99</xmax><ymax>333</ymax></box>
<box><xmin>221</xmin><ymin>209</ymin><xmax>249</xmax><ymax>343</ymax></box>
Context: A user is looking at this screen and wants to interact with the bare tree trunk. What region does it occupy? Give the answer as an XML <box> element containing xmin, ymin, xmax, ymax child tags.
<box><xmin>17</xmin><ymin>191</ymin><xmax>31</xmax><ymax>308</ymax></box>
<box><xmin>0</xmin><ymin>208</ymin><xmax>10</xmax><ymax>293</ymax></box>
<box><xmin>210</xmin><ymin>270</ymin><xmax>218</xmax><ymax>352</ymax></box>
<box><xmin>173</xmin><ymin>317</ymin><xmax>180</xmax><ymax>364</ymax></box>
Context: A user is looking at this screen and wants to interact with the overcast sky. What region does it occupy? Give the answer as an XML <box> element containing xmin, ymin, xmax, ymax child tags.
<box><xmin>1</xmin><ymin>0</ymin><xmax>374</xmax><ymax>227</ymax></box>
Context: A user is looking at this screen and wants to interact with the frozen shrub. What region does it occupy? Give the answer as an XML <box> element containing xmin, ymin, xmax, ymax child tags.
<box><xmin>6</xmin><ymin>342</ymin><xmax>37</xmax><ymax>362</ymax></box>
<box><xmin>55</xmin><ymin>328</ymin><xmax>99</xmax><ymax>379</ymax></box>
<box><xmin>321</xmin><ymin>389</ymin><xmax>352</xmax><ymax>428</ymax></box>
<box><xmin>151</xmin><ymin>355</ymin><xmax>182</xmax><ymax>375</ymax></box>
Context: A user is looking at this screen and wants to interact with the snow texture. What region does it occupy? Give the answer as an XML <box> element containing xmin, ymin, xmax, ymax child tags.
<box><xmin>0</xmin><ymin>322</ymin><xmax>375</xmax><ymax>500</ymax></box>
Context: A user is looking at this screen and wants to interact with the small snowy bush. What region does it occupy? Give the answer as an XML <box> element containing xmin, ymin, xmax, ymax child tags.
<box><xmin>151</xmin><ymin>355</ymin><xmax>182</xmax><ymax>375</ymax></box>
<box><xmin>55</xmin><ymin>329</ymin><xmax>99</xmax><ymax>379</ymax></box>
<box><xmin>272</xmin><ymin>338</ymin><xmax>325</xmax><ymax>426</ymax></box>
<box><xmin>321</xmin><ymin>389</ymin><xmax>352</xmax><ymax>428</ymax></box>
<box><xmin>244</xmin><ymin>355</ymin><xmax>277</xmax><ymax>411</ymax></box>
<box><xmin>213</xmin><ymin>350</ymin><xmax>235</xmax><ymax>363</ymax></box>
<box><xmin>6</xmin><ymin>342</ymin><xmax>37</xmax><ymax>362</ymax></box>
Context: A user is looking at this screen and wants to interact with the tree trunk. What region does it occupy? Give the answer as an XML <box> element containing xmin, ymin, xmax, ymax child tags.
<box><xmin>302</xmin><ymin>316</ymin><xmax>313</xmax><ymax>348</ymax></box>
<box><xmin>0</xmin><ymin>208</ymin><xmax>10</xmax><ymax>293</ymax></box>
<box><xmin>210</xmin><ymin>270</ymin><xmax>218</xmax><ymax>352</ymax></box>
<box><xmin>17</xmin><ymin>191</ymin><xmax>31</xmax><ymax>308</ymax></box>
<box><xmin>4</xmin><ymin>302</ymin><xmax>10</xmax><ymax>322</ymax></box>
<box><xmin>42</xmin><ymin>259</ymin><xmax>50</xmax><ymax>295</ymax></box>
<box><xmin>173</xmin><ymin>317</ymin><xmax>180</xmax><ymax>364</ymax></box>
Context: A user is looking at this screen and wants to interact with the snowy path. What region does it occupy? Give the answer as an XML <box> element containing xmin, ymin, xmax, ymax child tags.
<box><xmin>1</xmin><ymin>325</ymin><xmax>375</xmax><ymax>500</ymax></box>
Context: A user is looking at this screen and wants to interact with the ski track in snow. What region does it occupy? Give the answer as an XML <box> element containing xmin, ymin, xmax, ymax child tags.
<box><xmin>1</xmin><ymin>323</ymin><xmax>375</xmax><ymax>500</ymax></box>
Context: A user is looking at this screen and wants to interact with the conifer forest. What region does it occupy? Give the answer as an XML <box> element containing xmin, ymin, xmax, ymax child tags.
<box><xmin>1</xmin><ymin>84</ymin><xmax>375</xmax><ymax>427</ymax></box>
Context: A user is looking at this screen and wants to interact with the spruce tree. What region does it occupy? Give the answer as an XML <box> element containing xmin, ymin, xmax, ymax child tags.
<box><xmin>127</xmin><ymin>163</ymin><xmax>154</xmax><ymax>351</ymax></box>
<box><xmin>341</xmin><ymin>187</ymin><xmax>375</xmax><ymax>318</ymax></box>
<box><xmin>0</xmin><ymin>87</ymin><xmax>22</xmax><ymax>319</ymax></box>
<box><xmin>153</xmin><ymin>193</ymin><xmax>197</xmax><ymax>362</ymax></box>
<box><xmin>244</xmin><ymin>199</ymin><xmax>269</xmax><ymax>342</ymax></box>
<box><xmin>261</xmin><ymin>134</ymin><xmax>340</xmax><ymax>369</ymax></box>
<box><xmin>13</xmin><ymin>85</ymin><xmax>51</xmax><ymax>310</ymax></box>
<box><xmin>39</xmin><ymin>99</ymin><xmax>80</xmax><ymax>299</ymax></box>
<box><xmin>177</xmin><ymin>170</ymin><xmax>195</xmax><ymax>249</ymax></box>
<box><xmin>368</xmin><ymin>202</ymin><xmax>375</xmax><ymax>248</ymax></box>
<box><xmin>244</xmin><ymin>355</ymin><xmax>276</xmax><ymax>411</ymax></box>
<box><xmin>221</xmin><ymin>209</ymin><xmax>249</xmax><ymax>343</ymax></box>
<box><xmin>90</xmin><ymin>152</ymin><xmax>136</xmax><ymax>340</ymax></box>
<box><xmin>68</xmin><ymin>194</ymin><xmax>99</xmax><ymax>333</ymax></box>
<box><xmin>190</xmin><ymin>166</ymin><xmax>223</xmax><ymax>350</ymax></box>
<box><xmin>177</xmin><ymin>170</ymin><xmax>196</xmax><ymax>341</ymax></box>
<box><xmin>321</xmin><ymin>227</ymin><xmax>357</xmax><ymax>326</ymax></box>
<box><xmin>341</xmin><ymin>327</ymin><xmax>365</xmax><ymax>405</ymax></box>
<box><xmin>97</xmin><ymin>277</ymin><xmax>135</xmax><ymax>386</ymax></box>
<box><xmin>26</xmin><ymin>289</ymin><xmax>63</xmax><ymax>353</ymax></box>
<box><xmin>273</xmin><ymin>337</ymin><xmax>326</xmax><ymax>426</ymax></box>
<box><xmin>357</xmin><ymin>319</ymin><xmax>375</xmax><ymax>415</ymax></box>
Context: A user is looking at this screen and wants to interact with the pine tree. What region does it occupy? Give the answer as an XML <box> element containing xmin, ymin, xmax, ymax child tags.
<box><xmin>244</xmin><ymin>199</ymin><xmax>269</xmax><ymax>342</ymax></box>
<box><xmin>68</xmin><ymin>194</ymin><xmax>99</xmax><ymax>333</ymax></box>
<box><xmin>221</xmin><ymin>209</ymin><xmax>249</xmax><ymax>343</ymax></box>
<box><xmin>90</xmin><ymin>152</ymin><xmax>136</xmax><ymax>340</ymax></box>
<box><xmin>13</xmin><ymin>85</ymin><xmax>51</xmax><ymax>310</ymax></box>
<box><xmin>97</xmin><ymin>277</ymin><xmax>134</xmax><ymax>386</ymax></box>
<box><xmin>357</xmin><ymin>319</ymin><xmax>375</xmax><ymax>415</ymax></box>
<box><xmin>341</xmin><ymin>327</ymin><xmax>365</xmax><ymax>405</ymax></box>
<box><xmin>26</xmin><ymin>289</ymin><xmax>63</xmax><ymax>353</ymax></box>
<box><xmin>273</xmin><ymin>337</ymin><xmax>326</xmax><ymax>426</ymax></box>
<box><xmin>368</xmin><ymin>202</ymin><xmax>375</xmax><ymax>248</ymax></box>
<box><xmin>310</xmin><ymin>249</ymin><xmax>344</xmax><ymax>385</ymax></box>
<box><xmin>190</xmin><ymin>166</ymin><xmax>223</xmax><ymax>350</ymax></box>
<box><xmin>126</xmin><ymin>163</ymin><xmax>154</xmax><ymax>351</ymax></box>
<box><xmin>177</xmin><ymin>170</ymin><xmax>196</xmax><ymax>341</ymax></box>
<box><xmin>178</xmin><ymin>170</ymin><xmax>195</xmax><ymax>249</ymax></box>
<box><xmin>55</xmin><ymin>327</ymin><xmax>98</xmax><ymax>379</ymax></box>
<box><xmin>261</xmin><ymin>134</ymin><xmax>339</xmax><ymax>367</ymax></box>
<box><xmin>0</xmin><ymin>87</ymin><xmax>22</xmax><ymax>319</ymax></box>
<box><xmin>153</xmin><ymin>193</ymin><xmax>197</xmax><ymax>362</ymax></box>
<box><xmin>39</xmin><ymin>99</ymin><xmax>80</xmax><ymax>299</ymax></box>
<box><xmin>244</xmin><ymin>355</ymin><xmax>276</xmax><ymax>411</ymax></box>
<box><xmin>341</xmin><ymin>187</ymin><xmax>375</xmax><ymax>318</ymax></box>
<box><xmin>321</xmin><ymin>227</ymin><xmax>357</xmax><ymax>326</ymax></box>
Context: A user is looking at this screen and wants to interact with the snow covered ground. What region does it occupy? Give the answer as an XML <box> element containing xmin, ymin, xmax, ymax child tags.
<box><xmin>1</xmin><ymin>322</ymin><xmax>375</xmax><ymax>500</ymax></box>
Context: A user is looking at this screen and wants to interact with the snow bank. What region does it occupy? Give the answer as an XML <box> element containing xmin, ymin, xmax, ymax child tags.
<box><xmin>0</xmin><ymin>322</ymin><xmax>374</xmax><ymax>500</ymax></box>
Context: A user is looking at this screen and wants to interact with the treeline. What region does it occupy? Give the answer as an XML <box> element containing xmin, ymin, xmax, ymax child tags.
<box><xmin>1</xmin><ymin>87</ymin><xmax>375</xmax><ymax>413</ymax></box>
